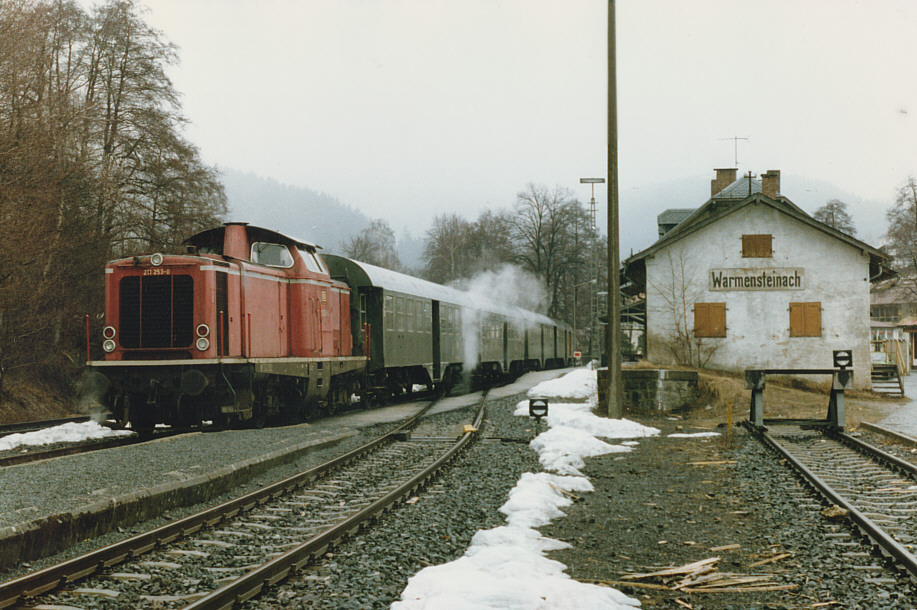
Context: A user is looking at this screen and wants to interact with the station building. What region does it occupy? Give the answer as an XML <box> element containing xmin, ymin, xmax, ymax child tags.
<box><xmin>623</xmin><ymin>168</ymin><xmax>892</xmax><ymax>389</ymax></box>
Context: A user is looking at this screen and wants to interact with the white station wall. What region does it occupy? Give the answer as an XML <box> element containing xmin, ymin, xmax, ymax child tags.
<box><xmin>645</xmin><ymin>202</ymin><xmax>871</xmax><ymax>388</ymax></box>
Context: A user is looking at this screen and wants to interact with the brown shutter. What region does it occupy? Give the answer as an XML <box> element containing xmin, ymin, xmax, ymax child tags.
<box><xmin>694</xmin><ymin>303</ymin><xmax>726</xmax><ymax>338</ymax></box>
<box><xmin>741</xmin><ymin>234</ymin><xmax>773</xmax><ymax>257</ymax></box>
<box><xmin>741</xmin><ymin>235</ymin><xmax>755</xmax><ymax>257</ymax></box>
<box><xmin>805</xmin><ymin>302</ymin><xmax>821</xmax><ymax>336</ymax></box>
<box><xmin>757</xmin><ymin>234</ymin><xmax>773</xmax><ymax>257</ymax></box>
<box><xmin>789</xmin><ymin>302</ymin><xmax>803</xmax><ymax>337</ymax></box>
<box><xmin>790</xmin><ymin>302</ymin><xmax>821</xmax><ymax>337</ymax></box>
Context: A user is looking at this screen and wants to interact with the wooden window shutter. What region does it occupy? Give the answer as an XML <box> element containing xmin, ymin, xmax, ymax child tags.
<box><xmin>789</xmin><ymin>302</ymin><xmax>821</xmax><ymax>337</ymax></box>
<box><xmin>741</xmin><ymin>235</ymin><xmax>755</xmax><ymax>257</ymax></box>
<box><xmin>741</xmin><ymin>234</ymin><xmax>773</xmax><ymax>257</ymax></box>
<box><xmin>694</xmin><ymin>303</ymin><xmax>726</xmax><ymax>338</ymax></box>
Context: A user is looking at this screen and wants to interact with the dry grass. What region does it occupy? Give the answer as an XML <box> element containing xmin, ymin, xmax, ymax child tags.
<box><xmin>0</xmin><ymin>373</ymin><xmax>76</xmax><ymax>425</ymax></box>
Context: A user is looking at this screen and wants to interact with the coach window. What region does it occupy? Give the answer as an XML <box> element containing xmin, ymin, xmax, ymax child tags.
<box><xmin>741</xmin><ymin>234</ymin><xmax>773</xmax><ymax>258</ymax></box>
<box><xmin>385</xmin><ymin>295</ymin><xmax>394</xmax><ymax>331</ymax></box>
<box><xmin>789</xmin><ymin>302</ymin><xmax>822</xmax><ymax>337</ymax></box>
<box><xmin>251</xmin><ymin>242</ymin><xmax>294</xmax><ymax>267</ymax></box>
<box><xmin>396</xmin><ymin>297</ymin><xmax>404</xmax><ymax>332</ymax></box>
<box><xmin>423</xmin><ymin>302</ymin><xmax>431</xmax><ymax>333</ymax></box>
<box><xmin>694</xmin><ymin>303</ymin><xmax>727</xmax><ymax>338</ymax></box>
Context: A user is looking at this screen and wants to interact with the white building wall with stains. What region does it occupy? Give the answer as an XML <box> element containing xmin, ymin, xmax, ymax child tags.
<box><xmin>645</xmin><ymin>201</ymin><xmax>872</xmax><ymax>388</ymax></box>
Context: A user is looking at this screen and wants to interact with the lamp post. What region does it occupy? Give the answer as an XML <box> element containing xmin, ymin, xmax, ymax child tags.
<box><xmin>573</xmin><ymin>278</ymin><xmax>596</xmax><ymax>359</ymax></box>
<box><xmin>580</xmin><ymin>178</ymin><xmax>604</xmax><ymax>365</ymax></box>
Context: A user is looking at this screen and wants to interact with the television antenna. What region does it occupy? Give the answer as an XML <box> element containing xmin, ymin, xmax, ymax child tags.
<box><xmin>720</xmin><ymin>135</ymin><xmax>749</xmax><ymax>166</ymax></box>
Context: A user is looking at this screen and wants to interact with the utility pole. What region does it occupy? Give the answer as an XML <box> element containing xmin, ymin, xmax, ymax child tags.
<box><xmin>606</xmin><ymin>0</ymin><xmax>623</xmax><ymax>418</ymax></box>
<box><xmin>580</xmin><ymin>178</ymin><xmax>603</xmax><ymax>363</ymax></box>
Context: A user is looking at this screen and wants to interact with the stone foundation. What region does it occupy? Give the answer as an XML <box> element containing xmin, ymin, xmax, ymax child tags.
<box><xmin>596</xmin><ymin>368</ymin><xmax>699</xmax><ymax>413</ymax></box>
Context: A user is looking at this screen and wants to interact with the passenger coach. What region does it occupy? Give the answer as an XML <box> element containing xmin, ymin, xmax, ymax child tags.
<box><xmin>323</xmin><ymin>255</ymin><xmax>571</xmax><ymax>399</ymax></box>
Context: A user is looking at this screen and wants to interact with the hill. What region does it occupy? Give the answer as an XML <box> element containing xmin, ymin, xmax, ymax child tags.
<box><xmin>219</xmin><ymin>168</ymin><xmax>370</xmax><ymax>252</ymax></box>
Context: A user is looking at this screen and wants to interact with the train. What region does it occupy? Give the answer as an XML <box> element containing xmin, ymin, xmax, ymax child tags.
<box><xmin>86</xmin><ymin>222</ymin><xmax>572</xmax><ymax>432</ymax></box>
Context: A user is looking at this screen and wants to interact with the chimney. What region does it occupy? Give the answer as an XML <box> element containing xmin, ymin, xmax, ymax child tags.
<box><xmin>711</xmin><ymin>168</ymin><xmax>737</xmax><ymax>196</ymax></box>
<box><xmin>761</xmin><ymin>170</ymin><xmax>780</xmax><ymax>198</ymax></box>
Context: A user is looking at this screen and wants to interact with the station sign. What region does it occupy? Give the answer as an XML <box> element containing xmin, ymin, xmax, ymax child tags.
<box><xmin>709</xmin><ymin>267</ymin><xmax>804</xmax><ymax>291</ymax></box>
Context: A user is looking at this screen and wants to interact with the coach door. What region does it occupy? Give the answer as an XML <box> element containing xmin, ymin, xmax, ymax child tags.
<box><xmin>432</xmin><ymin>301</ymin><xmax>441</xmax><ymax>381</ymax></box>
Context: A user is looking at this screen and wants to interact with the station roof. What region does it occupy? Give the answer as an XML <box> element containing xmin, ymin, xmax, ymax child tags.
<box><xmin>625</xmin><ymin>192</ymin><xmax>893</xmax><ymax>286</ymax></box>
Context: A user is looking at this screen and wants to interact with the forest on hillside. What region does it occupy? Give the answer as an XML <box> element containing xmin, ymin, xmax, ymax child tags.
<box><xmin>0</xmin><ymin>0</ymin><xmax>226</xmax><ymax>394</ymax></box>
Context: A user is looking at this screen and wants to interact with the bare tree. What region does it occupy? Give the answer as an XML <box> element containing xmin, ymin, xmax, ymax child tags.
<box><xmin>343</xmin><ymin>218</ymin><xmax>401</xmax><ymax>271</ymax></box>
<box><xmin>813</xmin><ymin>199</ymin><xmax>856</xmax><ymax>236</ymax></box>
<box><xmin>0</xmin><ymin>0</ymin><xmax>226</xmax><ymax>398</ymax></box>
<box><xmin>509</xmin><ymin>183</ymin><xmax>595</xmax><ymax>318</ymax></box>
<box><xmin>648</xmin><ymin>250</ymin><xmax>722</xmax><ymax>367</ymax></box>
<box><xmin>885</xmin><ymin>176</ymin><xmax>917</xmax><ymax>296</ymax></box>
<box><xmin>422</xmin><ymin>213</ymin><xmax>472</xmax><ymax>283</ymax></box>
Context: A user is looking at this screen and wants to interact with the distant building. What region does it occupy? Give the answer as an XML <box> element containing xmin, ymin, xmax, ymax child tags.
<box><xmin>870</xmin><ymin>278</ymin><xmax>917</xmax><ymax>364</ymax></box>
<box><xmin>623</xmin><ymin>168</ymin><xmax>892</xmax><ymax>389</ymax></box>
<box><xmin>657</xmin><ymin>209</ymin><xmax>696</xmax><ymax>238</ymax></box>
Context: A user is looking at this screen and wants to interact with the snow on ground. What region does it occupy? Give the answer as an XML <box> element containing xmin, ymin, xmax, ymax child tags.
<box><xmin>393</xmin><ymin>368</ymin><xmax>659</xmax><ymax>609</ymax></box>
<box><xmin>0</xmin><ymin>421</ymin><xmax>134</xmax><ymax>452</ymax></box>
<box><xmin>668</xmin><ymin>432</ymin><xmax>720</xmax><ymax>438</ymax></box>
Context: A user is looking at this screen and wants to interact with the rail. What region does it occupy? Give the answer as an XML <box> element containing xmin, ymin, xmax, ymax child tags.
<box><xmin>0</xmin><ymin>400</ymin><xmax>443</xmax><ymax>609</ymax></box>
<box><xmin>186</xmin><ymin>400</ymin><xmax>487</xmax><ymax>610</ymax></box>
<box><xmin>748</xmin><ymin>423</ymin><xmax>917</xmax><ymax>581</ymax></box>
<box><xmin>0</xmin><ymin>416</ymin><xmax>91</xmax><ymax>438</ymax></box>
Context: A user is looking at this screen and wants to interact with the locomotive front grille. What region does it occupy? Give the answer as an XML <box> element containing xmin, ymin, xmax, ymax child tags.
<box><xmin>119</xmin><ymin>275</ymin><xmax>194</xmax><ymax>349</ymax></box>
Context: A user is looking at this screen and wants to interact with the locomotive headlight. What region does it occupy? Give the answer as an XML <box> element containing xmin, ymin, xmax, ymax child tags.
<box><xmin>102</xmin><ymin>326</ymin><xmax>116</xmax><ymax>339</ymax></box>
<box><xmin>103</xmin><ymin>339</ymin><xmax>116</xmax><ymax>353</ymax></box>
<box><xmin>196</xmin><ymin>324</ymin><xmax>210</xmax><ymax>338</ymax></box>
<box><xmin>150</xmin><ymin>253</ymin><xmax>164</xmax><ymax>266</ymax></box>
<box><xmin>196</xmin><ymin>337</ymin><xmax>210</xmax><ymax>351</ymax></box>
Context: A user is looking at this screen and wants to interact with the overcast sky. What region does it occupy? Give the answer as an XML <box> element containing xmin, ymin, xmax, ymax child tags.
<box><xmin>126</xmin><ymin>0</ymin><xmax>917</xmax><ymax>254</ymax></box>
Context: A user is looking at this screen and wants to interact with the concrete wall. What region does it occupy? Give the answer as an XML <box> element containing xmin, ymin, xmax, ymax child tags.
<box><xmin>644</xmin><ymin>201</ymin><xmax>872</xmax><ymax>389</ymax></box>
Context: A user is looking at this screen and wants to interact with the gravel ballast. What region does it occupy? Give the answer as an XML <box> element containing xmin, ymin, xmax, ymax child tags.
<box><xmin>5</xmin><ymin>378</ymin><xmax>917</xmax><ymax>608</ymax></box>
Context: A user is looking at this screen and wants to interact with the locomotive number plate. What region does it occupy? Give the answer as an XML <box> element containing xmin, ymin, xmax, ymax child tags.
<box><xmin>142</xmin><ymin>268</ymin><xmax>171</xmax><ymax>276</ymax></box>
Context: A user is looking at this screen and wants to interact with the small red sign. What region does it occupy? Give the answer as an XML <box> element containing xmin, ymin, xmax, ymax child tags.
<box><xmin>573</xmin><ymin>350</ymin><xmax>582</xmax><ymax>358</ymax></box>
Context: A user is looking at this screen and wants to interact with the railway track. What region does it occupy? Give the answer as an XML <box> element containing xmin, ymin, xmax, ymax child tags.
<box><xmin>751</xmin><ymin>423</ymin><xmax>917</xmax><ymax>580</ymax></box>
<box><xmin>0</xmin><ymin>416</ymin><xmax>91</xmax><ymax>437</ymax></box>
<box><xmin>0</xmin><ymin>395</ymin><xmax>486</xmax><ymax>609</ymax></box>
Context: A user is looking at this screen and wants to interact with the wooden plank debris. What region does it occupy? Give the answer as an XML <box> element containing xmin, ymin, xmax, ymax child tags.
<box><xmin>687</xmin><ymin>460</ymin><xmax>737</xmax><ymax>466</ymax></box>
<box><xmin>612</xmin><ymin>554</ymin><xmax>797</xmax><ymax>595</ymax></box>
<box><xmin>621</xmin><ymin>557</ymin><xmax>720</xmax><ymax>580</ymax></box>
<box><xmin>709</xmin><ymin>544</ymin><xmax>740</xmax><ymax>552</ymax></box>
<box><xmin>748</xmin><ymin>552</ymin><xmax>792</xmax><ymax>567</ymax></box>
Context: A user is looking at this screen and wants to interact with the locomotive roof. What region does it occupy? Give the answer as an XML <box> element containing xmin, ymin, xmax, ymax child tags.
<box><xmin>323</xmin><ymin>255</ymin><xmax>558</xmax><ymax>327</ymax></box>
<box><xmin>184</xmin><ymin>223</ymin><xmax>322</xmax><ymax>251</ymax></box>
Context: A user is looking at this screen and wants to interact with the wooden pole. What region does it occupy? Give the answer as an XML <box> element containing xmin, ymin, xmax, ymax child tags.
<box><xmin>606</xmin><ymin>0</ymin><xmax>623</xmax><ymax>418</ymax></box>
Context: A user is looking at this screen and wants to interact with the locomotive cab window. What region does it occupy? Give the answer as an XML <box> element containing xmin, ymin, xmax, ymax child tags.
<box><xmin>298</xmin><ymin>246</ymin><xmax>326</xmax><ymax>273</ymax></box>
<box><xmin>251</xmin><ymin>242</ymin><xmax>294</xmax><ymax>267</ymax></box>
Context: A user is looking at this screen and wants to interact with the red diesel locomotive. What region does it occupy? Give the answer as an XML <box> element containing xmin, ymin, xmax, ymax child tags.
<box><xmin>87</xmin><ymin>222</ymin><xmax>570</xmax><ymax>431</ymax></box>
